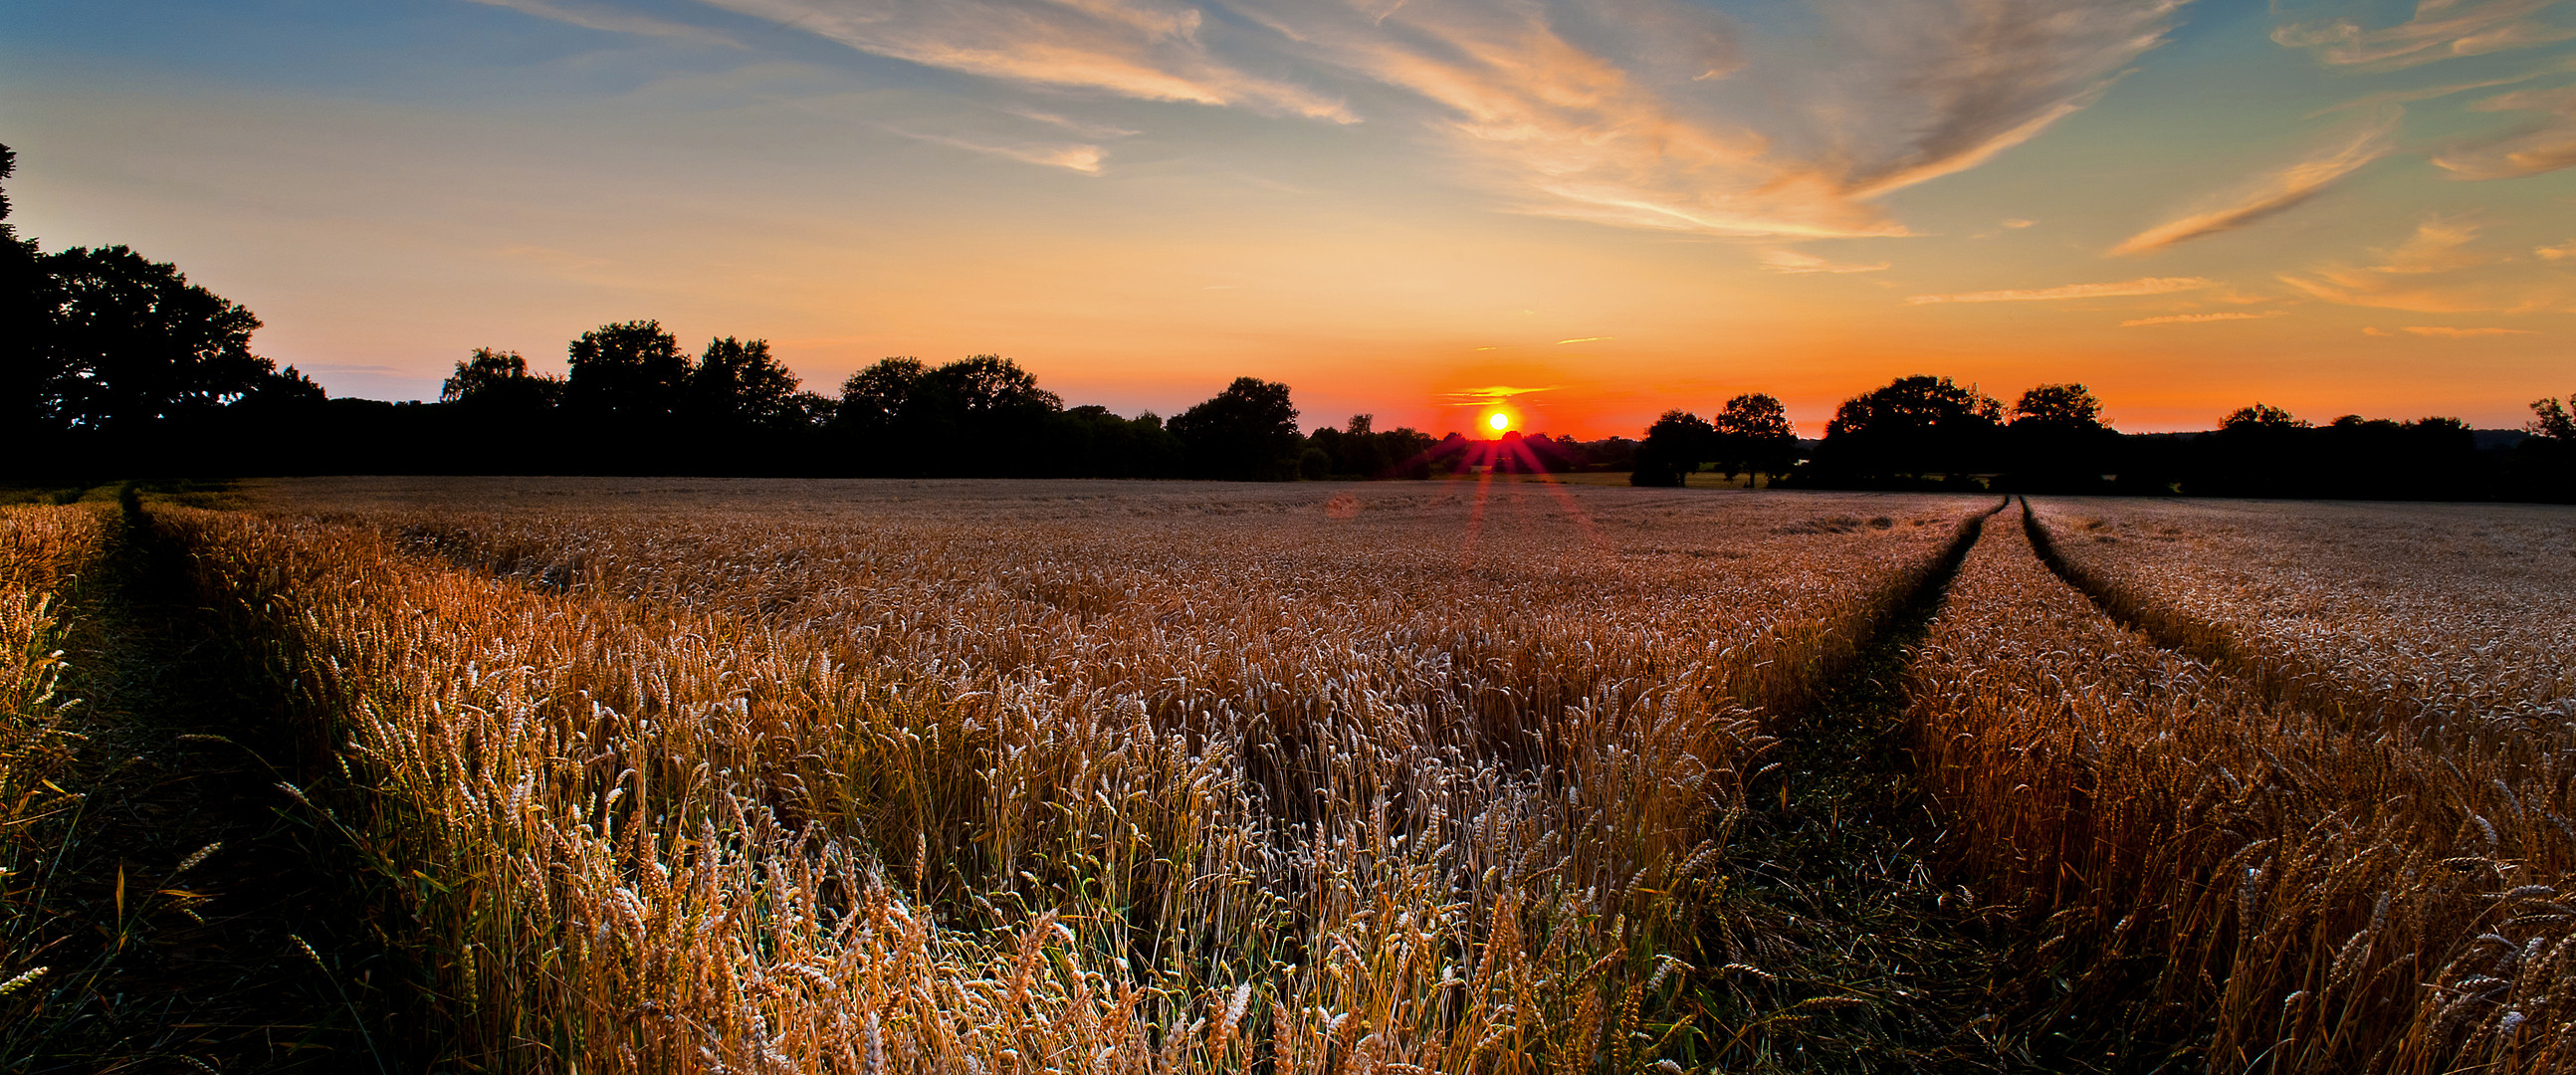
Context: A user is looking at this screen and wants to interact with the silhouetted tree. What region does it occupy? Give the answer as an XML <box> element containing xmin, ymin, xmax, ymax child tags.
<box><xmin>0</xmin><ymin>144</ymin><xmax>45</xmax><ymax>455</ymax></box>
<box><xmin>688</xmin><ymin>336</ymin><xmax>805</xmax><ymax>429</ymax></box>
<box><xmin>1309</xmin><ymin>413</ymin><xmax>1440</xmax><ymax>479</ymax></box>
<box><xmin>2530</xmin><ymin>394</ymin><xmax>2576</xmax><ymax>441</ymax></box>
<box><xmin>2512</xmin><ymin>394</ymin><xmax>2576</xmax><ymax>502</ymax></box>
<box><xmin>2004</xmin><ymin>382</ymin><xmax>2118</xmax><ymax>492</ymax></box>
<box><xmin>443</xmin><ymin>347</ymin><xmax>563</xmax><ymax>410</ymax></box>
<box><xmin>1711</xmin><ymin>393</ymin><xmax>1797</xmax><ymax>487</ymax></box>
<box><xmin>1811</xmin><ymin>375</ymin><xmax>2002</xmax><ymax>487</ymax></box>
<box><xmin>2186</xmin><ymin>403</ymin><xmax>2313</xmax><ymax>497</ymax></box>
<box><xmin>2015</xmin><ymin>383</ymin><xmax>2104</xmax><ymax>429</ymax></box>
<box><xmin>2222</xmin><ymin>402</ymin><xmax>2305</xmax><ymax>432</ymax></box>
<box><xmin>241</xmin><ymin>365</ymin><xmax>327</xmax><ymax>411</ymax></box>
<box><xmin>1632</xmin><ymin>409</ymin><xmax>1715</xmax><ymax>487</ymax></box>
<box><xmin>1044</xmin><ymin>405</ymin><xmax>1182</xmax><ymax>479</ymax></box>
<box><xmin>33</xmin><ymin>245</ymin><xmax>270</xmax><ymax>433</ymax></box>
<box><xmin>828</xmin><ymin>354</ymin><xmax>1067</xmax><ymax>476</ymax></box>
<box><xmin>564</xmin><ymin>321</ymin><xmax>690</xmax><ymax>419</ymax></box>
<box><xmin>835</xmin><ymin>358</ymin><xmax>929</xmax><ymax>439</ymax></box>
<box><xmin>1170</xmin><ymin>377</ymin><xmax>1302</xmax><ymax>481</ymax></box>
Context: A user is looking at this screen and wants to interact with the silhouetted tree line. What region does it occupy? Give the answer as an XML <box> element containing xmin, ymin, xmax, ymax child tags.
<box><xmin>6</xmin><ymin>141</ymin><xmax>2567</xmax><ymax>498</ymax></box>
<box><xmin>1779</xmin><ymin>374</ymin><xmax>2576</xmax><ymax>503</ymax></box>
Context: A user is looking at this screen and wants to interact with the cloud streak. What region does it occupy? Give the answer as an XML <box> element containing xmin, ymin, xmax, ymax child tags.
<box><xmin>466</xmin><ymin>0</ymin><xmax>744</xmax><ymax>45</ymax></box>
<box><xmin>672</xmin><ymin>0</ymin><xmax>2186</xmax><ymax>240</ymax></box>
<box><xmin>2120</xmin><ymin>311</ymin><xmax>2288</xmax><ymax>325</ymax></box>
<box><xmin>2277</xmin><ymin>216</ymin><xmax>2574</xmax><ymax>312</ymax></box>
<box><xmin>1436</xmin><ymin>384</ymin><xmax>1562</xmax><ymax>406</ymax></box>
<box><xmin>2272</xmin><ymin>0</ymin><xmax>2576</xmax><ymax>70</ymax></box>
<box><xmin>2403</xmin><ymin>324</ymin><xmax>2539</xmax><ymax>335</ymax></box>
<box><xmin>884</xmin><ymin>127</ymin><xmax>1108</xmax><ymax>171</ymax></box>
<box><xmin>1906</xmin><ymin>276</ymin><xmax>2217</xmax><ymax>304</ymax></box>
<box><xmin>2432</xmin><ymin>85</ymin><xmax>2576</xmax><ymax>179</ymax></box>
<box><xmin>2110</xmin><ymin>108</ymin><xmax>2400</xmax><ymax>256</ymax></box>
<box><xmin>1759</xmin><ymin>248</ymin><xmax>1892</xmax><ymax>273</ymax></box>
<box><xmin>1298</xmin><ymin>0</ymin><xmax>2186</xmax><ymax>238</ymax></box>
<box><xmin>693</xmin><ymin>0</ymin><xmax>1357</xmax><ymax>119</ymax></box>
<box><xmin>1812</xmin><ymin>0</ymin><xmax>2190</xmax><ymax>198</ymax></box>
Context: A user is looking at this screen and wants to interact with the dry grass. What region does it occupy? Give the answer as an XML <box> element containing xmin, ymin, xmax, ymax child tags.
<box><xmin>177</xmin><ymin>477</ymin><xmax>1986</xmax><ymax>1070</ymax></box>
<box><xmin>0</xmin><ymin>503</ymin><xmax>112</xmax><ymax>1021</ymax></box>
<box><xmin>1910</xmin><ymin>506</ymin><xmax>2576</xmax><ymax>1072</ymax></box>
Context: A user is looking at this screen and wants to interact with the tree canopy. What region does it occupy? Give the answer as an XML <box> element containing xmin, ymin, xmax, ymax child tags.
<box><xmin>2525</xmin><ymin>395</ymin><xmax>2573</xmax><ymax>441</ymax></box>
<box><xmin>2012</xmin><ymin>384</ymin><xmax>2106</xmax><ymax>432</ymax></box>
<box><xmin>1816</xmin><ymin>374</ymin><xmax>2003</xmax><ymax>484</ymax></box>
<box><xmin>32</xmin><ymin>245</ymin><xmax>273</xmax><ymax>432</ymax></box>
<box><xmin>1169</xmin><ymin>377</ymin><xmax>1302</xmax><ymax>481</ymax></box>
<box><xmin>443</xmin><ymin>347</ymin><xmax>563</xmax><ymax>411</ymax></box>
<box><xmin>564</xmin><ymin>321</ymin><xmax>691</xmax><ymax>419</ymax></box>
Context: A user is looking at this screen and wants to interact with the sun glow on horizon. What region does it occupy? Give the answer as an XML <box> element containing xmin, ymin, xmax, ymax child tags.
<box><xmin>1487</xmin><ymin>411</ymin><xmax>1512</xmax><ymax>433</ymax></box>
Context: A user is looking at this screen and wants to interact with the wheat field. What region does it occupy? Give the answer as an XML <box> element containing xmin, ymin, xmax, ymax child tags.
<box><xmin>162</xmin><ymin>478</ymin><xmax>1981</xmax><ymax>1071</ymax></box>
<box><xmin>6</xmin><ymin>479</ymin><xmax>2571</xmax><ymax>1072</ymax></box>
<box><xmin>1916</xmin><ymin>506</ymin><xmax>2576</xmax><ymax>1072</ymax></box>
<box><xmin>0</xmin><ymin>503</ymin><xmax>111</xmax><ymax>1018</ymax></box>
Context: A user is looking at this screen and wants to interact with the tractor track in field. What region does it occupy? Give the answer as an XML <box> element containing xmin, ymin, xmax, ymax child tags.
<box><xmin>6</xmin><ymin>491</ymin><xmax>405</xmax><ymax>1073</ymax></box>
<box><xmin>1705</xmin><ymin>497</ymin><xmax>2044</xmax><ymax>1072</ymax></box>
<box><xmin>2016</xmin><ymin>496</ymin><xmax>2365</xmax><ymax>725</ymax></box>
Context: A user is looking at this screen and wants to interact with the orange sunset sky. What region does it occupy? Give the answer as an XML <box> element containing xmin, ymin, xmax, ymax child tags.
<box><xmin>6</xmin><ymin>0</ymin><xmax>2573</xmax><ymax>436</ymax></box>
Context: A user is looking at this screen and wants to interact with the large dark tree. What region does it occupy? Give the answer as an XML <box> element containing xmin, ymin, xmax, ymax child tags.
<box><xmin>936</xmin><ymin>353</ymin><xmax>1062</xmax><ymax>416</ymax></box>
<box><xmin>1170</xmin><ymin>377</ymin><xmax>1302</xmax><ymax>481</ymax></box>
<box><xmin>1711</xmin><ymin>393</ymin><xmax>1798</xmax><ymax>487</ymax></box>
<box><xmin>2514</xmin><ymin>394</ymin><xmax>2576</xmax><ymax>502</ymax></box>
<box><xmin>688</xmin><ymin>336</ymin><xmax>805</xmax><ymax>429</ymax></box>
<box><xmin>835</xmin><ymin>357</ymin><xmax>930</xmax><ymax>439</ymax></box>
<box><xmin>1815</xmin><ymin>374</ymin><xmax>2003</xmax><ymax>486</ymax></box>
<box><xmin>0</xmin><ymin>143</ymin><xmax>44</xmax><ymax>447</ymax></box>
<box><xmin>564</xmin><ymin>320</ymin><xmax>690</xmax><ymax>419</ymax></box>
<box><xmin>2003</xmin><ymin>382</ymin><xmax>2118</xmax><ymax>492</ymax></box>
<box><xmin>830</xmin><ymin>354</ymin><xmax>1070</xmax><ymax>476</ymax></box>
<box><xmin>33</xmin><ymin>245</ymin><xmax>271</xmax><ymax>432</ymax></box>
<box><xmin>2185</xmin><ymin>403</ymin><xmax>2313</xmax><ymax>497</ymax></box>
<box><xmin>1631</xmin><ymin>409</ymin><xmax>1715</xmax><ymax>487</ymax></box>
<box><xmin>2527</xmin><ymin>394</ymin><xmax>2574</xmax><ymax>441</ymax></box>
<box><xmin>443</xmin><ymin>347</ymin><xmax>563</xmax><ymax>411</ymax></box>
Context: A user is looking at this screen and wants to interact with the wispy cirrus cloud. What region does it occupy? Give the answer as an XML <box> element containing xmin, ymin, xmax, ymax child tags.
<box><xmin>883</xmin><ymin>127</ymin><xmax>1108</xmax><ymax>171</ymax></box>
<box><xmin>1759</xmin><ymin>248</ymin><xmax>1892</xmax><ymax>273</ymax></box>
<box><xmin>1906</xmin><ymin>276</ymin><xmax>2217</xmax><ymax>304</ymax></box>
<box><xmin>2401</xmin><ymin>323</ymin><xmax>2541</xmax><ymax>335</ymax></box>
<box><xmin>2277</xmin><ymin>216</ymin><xmax>2573</xmax><ymax>312</ymax></box>
<box><xmin>2120</xmin><ymin>310</ymin><xmax>2289</xmax><ymax>325</ymax></box>
<box><xmin>1253</xmin><ymin>0</ymin><xmax>2191</xmax><ymax>239</ymax></box>
<box><xmin>2273</xmin><ymin>0</ymin><xmax>2576</xmax><ymax>70</ymax></box>
<box><xmin>1254</xmin><ymin>0</ymin><xmax>1875</xmax><ymax>237</ymax></box>
<box><xmin>2305</xmin><ymin>58</ymin><xmax>2571</xmax><ymax>115</ymax></box>
<box><xmin>695</xmin><ymin>0</ymin><xmax>1357</xmax><ymax>119</ymax></box>
<box><xmin>2431</xmin><ymin>85</ymin><xmax>2576</xmax><ymax>179</ymax></box>
<box><xmin>1436</xmin><ymin>384</ymin><xmax>1562</xmax><ymax>406</ymax></box>
<box><xmin>2110</xmin><ymin>108</ymin><xmax>2400</xmax><ymax>256</ymax></box>
<box><xmin>1808</xmin><ymin>0</ymin><xmax>2191</xmax><ymax>198</ymax></box>
<box><xmin>484</xmin><ymin>0</ymin><xmax>2191</xmax><ymax>240</ymax></box>
<box><xmin>466</xmin><ymin>0</ymin><xmax>744</xmax><ymax>45</ymax></box>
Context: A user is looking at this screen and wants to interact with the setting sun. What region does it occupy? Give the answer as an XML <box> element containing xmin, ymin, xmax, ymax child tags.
<box><xmin>1487</xmin><ymin>411</ymin><xmax>1511</xmax><ymax>433</ymax></box>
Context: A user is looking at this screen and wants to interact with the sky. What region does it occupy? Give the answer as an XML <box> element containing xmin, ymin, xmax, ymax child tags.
<box><xmin>5</xmin><ymin>0</ymin><xmax>2573</xmax><ymax>436</ymax></box>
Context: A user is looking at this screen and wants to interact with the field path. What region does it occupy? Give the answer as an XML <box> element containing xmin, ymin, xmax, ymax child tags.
<box><xmin>1707</xmin><ymin>497</ymin><xmax>2042</xmax><ymax>1070</ymax></box>
<box><xmin>9</xmin><ymin>493</ymin><xmax>400</xmax><ymax>1072</ymax></box>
